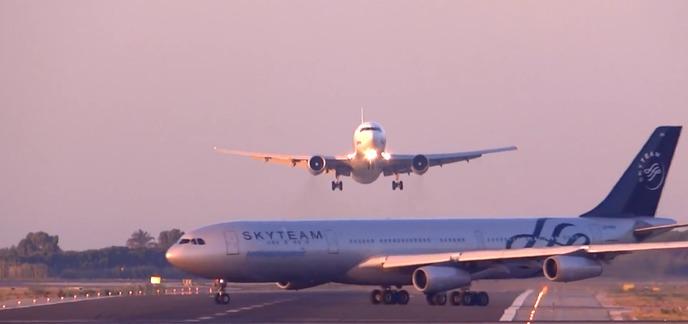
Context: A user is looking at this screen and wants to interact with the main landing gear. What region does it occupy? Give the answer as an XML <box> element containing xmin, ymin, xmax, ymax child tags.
<box><xmin>392</xmin><ymin>174</ymin><xmax>404</xmax><ymax>191</ymax></box>
<box><xmin>426</xmin><ymin>290</ymin><xmax>489</xmax><ymax>306</ymax></box>
<box><xmin>213</xmin><ymin>279</ymin><xmax>230</xmax><ymax>305</ymax></box>
<box><xmin>392</xmin><ymin>180</ymin><xmax>404</xmax><ymax>191</ymax></box>
<box><xmin>370</xmin><ymin>288</ymin><xmax>410</xmax><ymax>305</ymax></box>
<box><xmin>331</xmin><ymin>180</ymin><xmax>343</xmax><ymax>191</ymax></box>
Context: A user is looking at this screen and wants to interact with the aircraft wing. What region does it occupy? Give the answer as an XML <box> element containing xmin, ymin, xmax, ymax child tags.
<box><xmin>360</xmin><ymin>241</ymin><xmax>688</xmax><ymax>269</ymax></box>
<box><xmin>382</xmin><ymin>146</ymin><xmax>517</xmax><ymax>176</ymax></box>
<box><xmin>213</xmin><ymin>147</ymin><xmax>353</xmax><ymax>175</ymax></box>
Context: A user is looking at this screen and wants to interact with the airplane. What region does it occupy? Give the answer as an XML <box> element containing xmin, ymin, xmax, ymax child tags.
<box><xmin>213</xmin><ymin>114</ymin><xmax>516</xmax><ymax>191</ymax></box>
<box><xmin>168</xmin><ymin>126</ymin><xmax>686</xmax><ymax>306</ymax></box>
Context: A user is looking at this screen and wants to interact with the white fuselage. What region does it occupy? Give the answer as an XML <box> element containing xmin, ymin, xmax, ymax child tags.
<box><xmin>350</xmin><ymin>122</ymin><xmax>387</xmax><ymax>184</ymax></box>
<box><xmin>165</xmin><ymin>216</ymin><xmax>673</xmax><ymax>286</ymax></box>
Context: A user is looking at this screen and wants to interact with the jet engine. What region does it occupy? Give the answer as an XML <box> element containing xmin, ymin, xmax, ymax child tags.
<box><xmin>543</xmin><ymin>255</ymin><xmax>602</xmax><ymax>282</ymax></box>
<box><xmin>308</xmin><ymin>155</ymin><xmax>327</xmax><ymax>175</ymax></box>
<box><xmin>411</xmin><ymin>154</ymin><xmax>430</xmax><ymax>175</ymax></box>
<box><xmin>276</xmin><ymin>280</ymin><xmax>325</xmax><ymax>290</ymax></box>
<box><xmin>412</xmin><ymin>266</ymin><xmax>471</xmax><ymax>294</ymax></box>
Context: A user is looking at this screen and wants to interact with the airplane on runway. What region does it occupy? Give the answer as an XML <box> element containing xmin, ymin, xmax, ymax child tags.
<box><xmin>168</xmin><ymin>126</ymin><xmax>687</xmax><ymax>307</ymax></box>
<box><xmin>213</xmin><ymin>114</ymin><xmax>516</xmax><ymax>191</ymax></box>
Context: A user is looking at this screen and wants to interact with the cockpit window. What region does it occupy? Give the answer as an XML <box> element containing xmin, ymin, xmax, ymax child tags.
<box><xmin>359</xmin><ymin>127</ymin><xmax>381</xmax><ymax>132</ymax></box>
<box><xmin>180</xmin><ymin>238</ymin><xmax>206</xmax><ymax>245</ymax></box>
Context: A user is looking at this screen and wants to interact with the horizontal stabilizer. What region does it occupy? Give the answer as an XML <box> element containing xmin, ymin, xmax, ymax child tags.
<box><xmin>634</xmin><ymin>223</ymin><xmax>688</xmax><ymax>236</ymax></box>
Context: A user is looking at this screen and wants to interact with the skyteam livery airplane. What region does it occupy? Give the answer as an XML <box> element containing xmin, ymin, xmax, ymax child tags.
<box><xmin>213</xmin><ymin>114</ymin><xmax>516</xmax><ymax>191</ymax></box>
<box><xmin>169</xmin><ymin>126</ymin><xmax>686</xmax><ymax>307</ymax></box>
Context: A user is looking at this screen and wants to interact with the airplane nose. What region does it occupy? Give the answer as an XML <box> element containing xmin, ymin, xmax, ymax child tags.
<box><xmin>165</xmin><ymin>246</ymin><xmax>180</xmax><ymax>266</ymax></box>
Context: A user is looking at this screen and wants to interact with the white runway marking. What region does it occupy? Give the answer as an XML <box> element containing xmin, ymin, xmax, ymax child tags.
<box><xmin>500</xmin><ymin>289</ymin><xmax>534</xmax><ymax>321</ymax></box>
<box><xmin>189</xmin><ymin>297</ymin><xmax>297</xmax><ymax>321</ymax></box>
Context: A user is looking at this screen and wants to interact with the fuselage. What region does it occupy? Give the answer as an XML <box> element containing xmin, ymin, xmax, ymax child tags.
<box><xmin>350</xmin><ymin>121</ymin><xmax>387</xmax><ymax>184</ymax></box>
<box><xmin>165</xmin><ymin>216</ymin><xmax>674</xmax><ymax>286</ymax></box>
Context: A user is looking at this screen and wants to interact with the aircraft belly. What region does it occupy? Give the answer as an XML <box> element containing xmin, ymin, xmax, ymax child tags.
<box><xmin>351</xmin><ymin>163</ymin><xmax>382</xmax><ymax>184</ymax></box>
<box><xmin>230</xmin><ymin>251</ymin><xmax>357</xmax><ymax>282</ymax></box>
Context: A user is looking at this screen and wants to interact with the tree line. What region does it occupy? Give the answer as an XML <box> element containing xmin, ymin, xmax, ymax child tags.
<box><xmin>0</xmin><ymin>229</ymin><xmax>185</xmax><ymax>279</ymax></box>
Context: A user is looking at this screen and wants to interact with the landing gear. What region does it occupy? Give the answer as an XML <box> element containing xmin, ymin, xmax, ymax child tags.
<box><xmin>214</xmin><ymin>292</ymin><xmax>230</xmax><ymax>304</ymax></box>
<box><xmin>213</xmin><ymin>279</ymin><xmax>230</xmax><ymax>305</ymax></box>
<box><xmin>425</xmin><ymin>292</ymin><xmax>447</xmax><ymax>305</ymax></box>
<box><xmin>428</xmin><ymin>290</ymin><xmax>489</xmax><ymax>306</ymax></box>
<box><xmin>392</xmin><ymin>180</ymin><xmax>404</xmax><ymax>191</ymax></box>
<box><xmin>370</xmin><ymin>288</ymin><xmax>409</xmax><ymax>305</ymax></box>
<box><xmin>331</xmin><ymin>180</ymin><xmax>343</xmax><ymax>191</ymax></box>
<box><xmin>450</xmin><ymin>291</ymin><xmax>463</xmax><ymax>305</ymax></box>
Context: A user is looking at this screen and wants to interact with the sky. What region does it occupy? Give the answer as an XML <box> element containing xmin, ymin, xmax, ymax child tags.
<box><xmin>1</xmin><ymin>1</ymin><xmax>687</xmax><ymax>250</ymax></box>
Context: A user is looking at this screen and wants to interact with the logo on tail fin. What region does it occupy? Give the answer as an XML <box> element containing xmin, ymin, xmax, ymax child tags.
<box><xmin>638</xmin><ymin>151</ymin><xmax>665</xmax><ymax>191</ymax></box>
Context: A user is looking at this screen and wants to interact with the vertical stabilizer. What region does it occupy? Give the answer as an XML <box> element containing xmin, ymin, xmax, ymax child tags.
<box><xmin>581</xmin><ymin>126</ymin><xmax>681</xmax><ymax>218</ymax></box>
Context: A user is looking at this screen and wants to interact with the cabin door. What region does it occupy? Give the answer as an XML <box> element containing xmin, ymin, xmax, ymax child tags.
<box><xmin>474</xmin><ymin>230</ymin><xmax>486</xmax><ymax>249</ymax></box>
<box><xmin>325</xmin><ymin>230</ymin><xmax>339</xmax><ymax>254</ymax></box>
<box><xmin>224</xmin><ymin>231</ymin><xmax>240</xmax><ymax>255</ymax></box>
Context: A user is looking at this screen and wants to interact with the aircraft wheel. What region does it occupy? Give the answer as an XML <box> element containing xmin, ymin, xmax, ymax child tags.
<box><xmin>432</xmin><ymin>292</ymin><xmax>447</xmax><ymax>306</ymax></box>
<box><xmin>477</xmin><ymin>291</ymin><xmax>489</xmax><ymax>306</ymax></box>
<box><xmin>398</xmin><ymin>181</ymin><xmax>404</xmax><ymax>190</ymax></box>
<box><xmin>383</xmin><ymin>290</ymin><xmax>396</xmax><ymax>305</ymax></box>
<box><xmin>220</xmin><ymin>293</ymin><xmax>230</xmax><ymax>305</ymax></box>
<box><xmin>396</xmin><ymin>290</ymin><xmax>410</xmax><ymax>305</ymax></box>
<box><xmin>214</xmin><ymin>293</ymin><xmax>222</xmax><ymax>304</ymax></box>
<box><xmin>462</xmin><ymin>292</ymin><xmax>475</xmax><ymax>306</ymax></box>
<box><xmin>425</xmin><ymin>293</ymin><xmax>436</xmax><ymax>305</ymax></box>
<box><xmin>450</xmin><ymin>291</ymin><xmax>463</xmax><ymax>306</ymax></box>
<box><xmin>370</xmin><ymin>289</ymin><xmax>383</xmax><ymax>305</ymax></box>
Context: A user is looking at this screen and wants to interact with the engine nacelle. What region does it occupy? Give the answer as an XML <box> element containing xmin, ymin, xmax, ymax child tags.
<box><xmin>276</xmin><ymin>280</ymin><xmax>325</xmax><ymax>290</ymax></box>
<box><xmin>412</xmin><ymin>266</ymin><xmax>471</xmax><ymax>294</ymax></box>
<box><xmin>307</xmin><ymin>155</ymin><xmax>326</xmax><ymax>175</ymax></box>
<box><xmin>411</xmin><ymin>154</ymin><xmax>430</xmax><ymax>175</ymax></box>
<box><xmin>543</xmin><ymin>255</ymin><xmax>602</xmax><ymax>282</ymax></box>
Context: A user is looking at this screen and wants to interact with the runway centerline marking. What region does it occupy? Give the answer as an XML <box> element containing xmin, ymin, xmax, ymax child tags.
<box><xmin>190</xmin><ymin>297</ymin><xmax>298</xmax><ymax>321</ymax></box>
<box><xmin>500</xmin><ymin>289</ymin><xmax>534</xmax><ymax>321</ymax></box>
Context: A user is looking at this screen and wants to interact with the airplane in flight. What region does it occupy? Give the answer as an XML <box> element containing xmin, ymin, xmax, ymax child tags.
<box><xmin>168</xmin><ymin>126</ymin><xmax>686</xmax><ymax>306</ymax></box>
<box><xmin>213</xmin><ymin>116</ymin><xmax>516</xmax><ymax>191</ymax></box>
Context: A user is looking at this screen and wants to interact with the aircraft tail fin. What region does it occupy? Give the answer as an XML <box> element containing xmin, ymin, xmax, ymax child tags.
<box><xmin>581</xmin><ymin>126</ymin><xmax>681</xmax><ymax>218</ymax></box>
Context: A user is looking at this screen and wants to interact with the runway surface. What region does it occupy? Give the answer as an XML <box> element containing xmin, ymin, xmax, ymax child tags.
<box><xmin>0</xmin><ymin>279</ymin><xmax>617</xmax><ymax>323</ymax></box>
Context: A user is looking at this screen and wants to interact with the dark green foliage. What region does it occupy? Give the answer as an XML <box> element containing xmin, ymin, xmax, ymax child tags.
<box><xmin>0</xmin><ymin>229</ymin><xmax>189</xmax><ymax>279</ymax></box>
<box><xmin>158</xmin><ymin>229</ymin><xmax>184</xmax><ymax>251</ymax></box>
<box><xmin>16</xmin><ymin>232</ymin><xmax>61</xmax><ymax>257</ymax></box>
<box><xmin>126</xmin><ymin>229</ymin><xmax>156</xmax><ymax>249</ymax></box>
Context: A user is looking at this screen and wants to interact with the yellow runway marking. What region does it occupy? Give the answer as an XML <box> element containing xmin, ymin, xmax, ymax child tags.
<box><xmin>527</xmin><ymin>285</ymin><xmax>549</xmax><ymax>324</ymax></box>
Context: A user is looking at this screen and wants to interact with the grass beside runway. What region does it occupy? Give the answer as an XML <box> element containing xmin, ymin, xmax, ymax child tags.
<box><xmin>602</xmin><ymin>282</ymin><xmax>688</xmax><ymax>321</ymax></box>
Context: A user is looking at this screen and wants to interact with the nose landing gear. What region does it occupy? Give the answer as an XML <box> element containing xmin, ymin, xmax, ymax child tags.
<box><xmin>331</xmin><ymin>180</ymin><xmax>343</xmax><ymax>191</ymax></box>
<box><xmin>213</xmin><ymin>279</ymin><xmax>230</xmax><ymax>305</ymax></box>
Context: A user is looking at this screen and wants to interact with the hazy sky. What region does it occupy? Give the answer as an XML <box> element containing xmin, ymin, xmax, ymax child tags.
<box><xmin>1</xmin><ymin>1</ymin><xmax>687</xmax><ymax>250</ymax></box>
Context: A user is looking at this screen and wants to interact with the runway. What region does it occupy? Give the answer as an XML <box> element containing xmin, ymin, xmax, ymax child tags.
<box><xmin>0</xmin><ymin>279</ymin><xmax>617</xmax><ymax>323</ymax></box>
